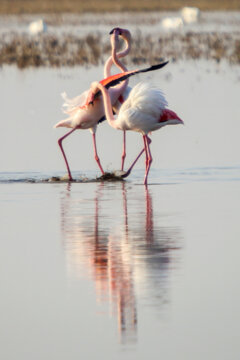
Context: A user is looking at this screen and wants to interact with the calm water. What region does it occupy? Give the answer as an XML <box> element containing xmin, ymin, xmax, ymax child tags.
<box><xmin>1</xmin><ymin>60</ymin><xmax>240</xmax><ymax>359</ymax></box>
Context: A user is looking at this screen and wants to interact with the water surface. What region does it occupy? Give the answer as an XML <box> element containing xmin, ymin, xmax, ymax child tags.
<box><xmin>0</xmin><ymin>60</ymin><xmax>240</xmax><ymax>359</ymax></box>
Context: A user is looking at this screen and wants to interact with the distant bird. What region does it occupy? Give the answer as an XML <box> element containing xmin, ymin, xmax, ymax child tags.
<box><xmin>161</xmin><ymin>17</ymin><xmax>183</xmax><ymax>31</ymax></box>
<box><xmin>90</xmin><ymin>80</ymin><xmax>183</xmax><ymax>185</ymax></box>
<box><xmin>28</xmin><ymin>19</ymin><xmax>47</xmax><ymax>35</ymax></box>
<box><xmin>181</xmin><ymin>7</ymin><xmax>200</xmax><ymax>24</ymax></box>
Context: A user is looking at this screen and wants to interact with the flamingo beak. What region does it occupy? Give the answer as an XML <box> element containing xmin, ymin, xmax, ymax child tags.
<box><xmin>109</xmin><ymin>27</ymin><xmax>121</xmax><ymax>35</ymax></box>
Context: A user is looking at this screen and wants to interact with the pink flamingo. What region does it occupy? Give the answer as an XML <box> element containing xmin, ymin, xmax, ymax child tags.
<box><xmin>55</xmin><ymin>28</ymin><xmax>132</xmax><ymax>181</ymax></box>
<box><xmin>106</xmin><ymin>29</ymin><xmax>174</xmax><ymax>178</ymax></box>
<box><xmin>105</xmin><ymin>28</ymin><xmax>132</xmax><ymax>171</ymax></box>
<box><xmin>107</xmin><ymin>28</ymin><xmax>132</xmax><ymax>169</ymax></box>
<box><xmin>90</xmin><ymin>81</ymin><xmax>183</xmax><ymax>185</ymax></box>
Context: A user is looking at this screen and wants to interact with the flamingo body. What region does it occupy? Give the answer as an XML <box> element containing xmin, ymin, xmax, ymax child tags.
<box><xmin>54</xmin><ymin>27</ymin><xmax>132</xmax><ymax>180</ymax></box>
<box><xmin>54</xmin><ymin>87</ymin><xmax>121</xmax><ymax>130</ymax></box>
<box><xmin>116</xmin><ymin>83</ymin><xmax>169</xmax><ymax>133</ymax></box>
<box><xmin>90</xmin><ymin>81</ymin><xmax>183</xmax><ymax>185</ymax></box>
<box><xmin>113</xmin><ymin>83</ymin><xmax>182</xmax><ymax>134</ymax></box>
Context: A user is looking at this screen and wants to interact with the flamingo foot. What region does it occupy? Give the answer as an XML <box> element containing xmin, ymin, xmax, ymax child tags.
<box><xmin>97</xmin><ymin>172</ymin><xmax>124</xmax><ymax>181</ymax></box>
<box><xmin>61</xmin><ymin>174</ymin><xmax>75</xmax><ymax>182</ymax></box>
<box><xmin>119</xmin><ymin>169</ymin><xmax>132</xmax><ymax>178</ymax></box>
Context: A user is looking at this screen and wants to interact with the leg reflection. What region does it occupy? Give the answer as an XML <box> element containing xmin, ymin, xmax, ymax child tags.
<box><xmin>60</xmin><ymin>182</ymin><xmax>182</xmax><ymax>343</ymax></box>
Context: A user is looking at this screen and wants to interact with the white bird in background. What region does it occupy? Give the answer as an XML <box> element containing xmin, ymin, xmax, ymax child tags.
<box><xmin>90</xmin><ymin>80</ymin><xmax>183</xmax><ymax>185</ymax></box>
<box><xmin>161</xmin><ymin>17</ymin><xmax>183</xmax><ymax>31</ymax></box>
<box><xmin>161</xmin><ymin>6</ymin><xmax>200</xmax><ymax>31</ymax></box>
<box><xmin>28</xmin><ymin>19</ymin><xmax>47</xmax><ymax>35</ymax></box>
<box><xmin>181</xmin><ymin>7</ymin><xmax>200</xmax><ymax>24</ymax></box>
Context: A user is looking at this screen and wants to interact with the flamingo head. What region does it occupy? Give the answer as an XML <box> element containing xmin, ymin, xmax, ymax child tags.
<box><xmin>109</xmin><ymin>27</ymin><xmax>131</xmax><ymax>43</ymax></box>
<box><xmin>159</xmin><ymin>109</ymin><xmax>184</xmax><ymax>126</ymax></box>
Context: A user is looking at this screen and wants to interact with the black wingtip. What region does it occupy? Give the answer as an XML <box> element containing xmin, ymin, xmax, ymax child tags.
<box><xmin>147</xmin><ymin>61</ymin><xmax>169</xmax><ymax>71</ymax></box>
<box><xmin>91</xmin><ymin>60</ymin><xmax>170</xmax><ymax>103</ymax></box>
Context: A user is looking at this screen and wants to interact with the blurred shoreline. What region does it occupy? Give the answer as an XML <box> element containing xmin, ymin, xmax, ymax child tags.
<box><xmin>0</xmin><ymin>11</ymin><xmax>240</xmax><ymax>68</ymax></box>
<box><xmin>0</xmin><ymin>0</ymin><xmax>240</xmax><ymax>14</ymax></box>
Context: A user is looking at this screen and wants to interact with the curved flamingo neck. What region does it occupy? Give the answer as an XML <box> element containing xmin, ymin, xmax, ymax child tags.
<box><xmin>104</xmin><ymin>33</ymin><xmax>131</xmax><ymax>77</ymax></box>
<box><xmin>95</xmin><ymin>83</ymin><xmax>119</xmax><ymax>130</ymax></box>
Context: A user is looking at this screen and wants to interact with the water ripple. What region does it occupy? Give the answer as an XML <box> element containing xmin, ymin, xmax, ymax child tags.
<box><xmin>0</xmin><ymin>166</ymin><xmax>240</xmax><ymax>184</ymax></box>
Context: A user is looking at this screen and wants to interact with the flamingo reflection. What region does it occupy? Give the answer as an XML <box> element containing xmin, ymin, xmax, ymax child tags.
<box><xmin>60</xmin><ymin>182</ymin><xmax>182</xmax><ymax>343</ymax></box>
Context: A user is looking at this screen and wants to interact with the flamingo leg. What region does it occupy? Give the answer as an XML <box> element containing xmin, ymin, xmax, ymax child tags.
<box><xmin>121</xmin><ymin>136</ymin><xmax>152</xmax><ymax>178</ymax></box>
<box><xmin>143</xmin><ymin>134</ymin><xmax>152</xmax><ymax>186</ymax></box>
<box><xmin>58</xmin><ymin>128</ymin><xmax>77</xmax><ymax>181</ymax></box>
<box><xmin>92</xmin><ymin>132</ymin><xmax>105</xmax><ymax>175</ymax></box>
<box><xmin>143</xmin><ymin>135</ymin><xmax>148</xmax><ymax>171</ymax></box>
<box><xmin>121</xmin><ymin>131</ymin><xmax>126</xmax><ymax>171</ymax></box>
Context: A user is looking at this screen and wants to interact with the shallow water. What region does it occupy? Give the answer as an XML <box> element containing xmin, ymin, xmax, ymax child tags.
<box><xmin>1</xmin><ymin>175</ymin><xmax>240</xmax><ymax>359</ymax></box>
<box><xmin>1</xmin><ymin>60</ymin><xmax>240</xmax><ymax>359</ymax></box>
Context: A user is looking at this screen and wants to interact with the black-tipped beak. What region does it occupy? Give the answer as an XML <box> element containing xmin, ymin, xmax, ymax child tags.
<box><xmin>109</xmin><ymin>27</ymin><xmax>121</xmax><ymax>35</ymax></box>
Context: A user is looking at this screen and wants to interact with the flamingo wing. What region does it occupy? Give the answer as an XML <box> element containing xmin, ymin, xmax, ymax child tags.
<box><xmin>62</xmin><ymin>90</ymin><xmax>89</xmax><ymax>115</ymax></box>
<box><xmin>90</xmin><ymin>61</ymin><xmax>169</xmax><ymax>103</ymax></box>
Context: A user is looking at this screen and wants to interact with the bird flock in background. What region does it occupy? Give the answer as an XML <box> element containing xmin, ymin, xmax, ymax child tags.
<box><xmin>161</xmin><ymin>6</ymin><xmax>200</xmax><ymax>30</ymax></box>
<box><xmin>54</xmin><ymin>27</ymin><xmax>184</xmax><ymax>185</ymax></box>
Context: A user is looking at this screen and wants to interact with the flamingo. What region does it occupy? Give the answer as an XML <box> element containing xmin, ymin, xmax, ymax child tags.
<box><xmin>105</xmin><ymin>27</ymin><xmax>132</xmax><ymax>171</ymax></box>
<box><xmin>89</xmin><ymin>80</ymin><xmax>183</xmax><ymax>185</ymax></box>
<box><xmin>55</xmin><ymin>42</ymin><xmax>168</xmax><ymax>183</ymax></box>
<box><xmin>54</xmin><ymin>28</ymin><xmax>132</xmax><ymax>181</ymax></box>
<box><xmin>107</xmin><ymin>28</ymin><xmax>173</xmax><ymax>178</ymax></box>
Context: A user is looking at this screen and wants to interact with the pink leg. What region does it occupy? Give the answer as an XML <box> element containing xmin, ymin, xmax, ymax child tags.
<box><xmin>143</xmin><ymin>135</ymin><xmax>148</xmax><ymax>170</ymax></box>
<box><xmin>58</xmin><ymin>128</ymin><xmax>76</xmax><ymax>181</ymax></box>
<box><xmin>143</xmin><ymin>134</ymin><xmax>152</xmax><ymax>186</ymax></box>
<box><xmin>121</xmin><ymin>136</ymin><xmax>152</xmax><ymax>178</ymax></box>
<box><xmin>92</xmin><ymin>132</ymin><xmax>105</xmax><ymax>175</ymax></box>
<box><xmin>121</xmin><ymin>131</ymin><xmax>126</xmax><ymax>171</ymax></box>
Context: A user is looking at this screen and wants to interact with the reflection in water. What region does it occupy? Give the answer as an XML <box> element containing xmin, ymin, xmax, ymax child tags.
<box><xmin>60</xmin><ymin>183</ymin><xmax>182</xmax><ymax>343</ymax></box>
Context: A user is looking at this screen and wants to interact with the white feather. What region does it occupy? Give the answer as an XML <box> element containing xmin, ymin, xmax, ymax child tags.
<box><xmin>61</xmin><ymin>90</ymin><xmax>89</xmax><ymax>115</ymax></box>
<box><xmin>117</xmin><ymin>82</ymin><xmax>168</xmax><ymax>134</ymax></box>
